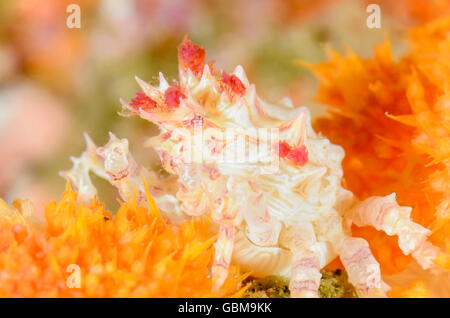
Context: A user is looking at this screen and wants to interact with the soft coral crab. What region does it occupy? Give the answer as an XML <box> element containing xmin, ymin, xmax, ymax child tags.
<box><xmin>62</xmin><ymin>38</ymin><xmax>440</xmax><ymax>298</ymax></box>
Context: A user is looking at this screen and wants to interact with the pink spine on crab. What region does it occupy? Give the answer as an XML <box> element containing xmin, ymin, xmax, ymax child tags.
<box><xmin>221</xmin><ymin>71</ymin><xmax>246</xmax><ymax>98</ymax></box>
<box><xmin>339</xmin><ymin>237</ymin><xmax>386</xmax><ymax>298</ymax></box>
<box><xmin>178</xmin><ymin>36</ymin><xmax>206</xmax><ymax>77</ymax></box>
<box><xmin>346</xmin><ymin>193</ymin><xmax>439</xmax><ymax>269</ymax></box>
<box><xmin>278</xmin><ymin>111</ymin><xmax>309</xmax><ymax>166</ymax></box>
<box><xmin>164</xmin><ymin>85</ymin><xmax>186</xmax><ymax>108</ymax></box>
<box><xmin>129</xmin><ymin>91</ymin><xmax>157</xmax><ymax>112</ymax></box>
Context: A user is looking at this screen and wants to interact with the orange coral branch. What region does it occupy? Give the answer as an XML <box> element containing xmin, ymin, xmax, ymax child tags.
<box><xmin>0</xmin><ymin>183</ymin><xmax>242</xmax><ymax>297</ymax></box>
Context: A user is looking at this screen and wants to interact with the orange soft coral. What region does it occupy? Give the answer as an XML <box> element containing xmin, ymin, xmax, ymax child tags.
<box><xmin>305</xmin><ymin>16</ymin><xmax>450</xmax><ymax>275</ymax></box>
<box><xmin>367</xmin><ymin>0</ymin><xmax>450</xmax><ymax>25</ymax></box>
<box><xmin>0</xmin><ymin>183</ymin><xmax>243</xmax><ymax>297</ymax></box>
<box><xmin>388</xmin><ymin>281</ymin><xmax>431</xmax><ymax>298</ymax></box>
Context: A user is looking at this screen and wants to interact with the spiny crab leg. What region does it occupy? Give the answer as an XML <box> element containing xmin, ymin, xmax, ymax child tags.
<box><xmin>345</xmin><ymin>193</ymin><xmax>440</xmax><ymax>269</ymax></box>
<box><xmin>62</xmin><ymin>133</ymin><xmax>186</xmax><ymax>223</ymax></box>
<box><xmin>279</xmin><ymin>222</ymin><xmax>322</xmax><ymax>298</ymax></box>
<box><xmin>62</xmin><ymin>132</ymin><xmax>151</xmax><ymax>205</ymax></box>
<box><xmin>337</xmin><ymin>237</ymin><xmax>386</xmax><ymax>298</ymax></box>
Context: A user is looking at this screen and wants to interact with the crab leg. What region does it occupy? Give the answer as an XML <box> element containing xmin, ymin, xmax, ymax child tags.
<box><xmin>290</xmin><ymin>250</ymin><xmax>322</xmax><ymax>298</ymax></box>
<box><xmin>212</xmin><ymin>222</ymin><xmax>236</xmax><ymax>290</ymax></box>
<box><xmin>338</xmin><ymin>237</ymin><xmax>386</xmax><ymax>297</ymax></box>
<box><xmin>280</xmin><ymin>222</ymin><xmax>322</xmax><ymax>298</ymax></box>
<box><xmin>176</xmin><ymin>164</ymin><xmax>210</xmax><ymax>216</ymax></box>
<box><xmin>345</xmin><ymin>193</ymin><xmax>439</xmax><ymax>269</ymax></box>
<box><xmin>59</xmin><ymin>156</ymin><xmax>97</xmax><ymax>204</ymax></box>
<box><xmin>59</xmin><ymin>133</ymin><xmax>107</xmax><ymax>204</ymax></box>
<box><xmin>62</xmin><ymin>133</ymin><xmax>176</xmax><ymax>210</ymax></box>
<box><xmin>242</xmin><ymin>191</ymin><xmax>281</xmax><ymax>247</ymax></box>
<box><xmin>211</xmin><ymin>178</ymin><xmax>243</xmax><ymax>290</ymax></box>
<box><xmin>94</xmin><ymin>132</ymin><xmax>149</xmax><ymax>203</ymax></box>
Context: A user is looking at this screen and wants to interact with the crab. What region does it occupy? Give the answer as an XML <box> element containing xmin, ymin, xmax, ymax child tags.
<box><xmin>62</xmin><ymin>38</ymin><xmax>441</xmax><ymax>298</ymax></box>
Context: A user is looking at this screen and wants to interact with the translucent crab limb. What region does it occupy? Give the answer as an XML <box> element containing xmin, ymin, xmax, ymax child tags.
<box><xmin>60</xmin><ymin>132</ymin><xmax>109</xmax><ymax>203</ymax></box>
<box><xmin>176</xmin><ymin>164</ymin><xmax>210</xmax><ymax>216</ymax></box>
<box><xmin>175</xmin><ymin>165</ymin><xmax>239</xmax><ymax>289</ymax></box>
<box><xmin>81</xmin><ymin>132</ymin><xmax>109</xmax><ymax>180</ymax></box>
<box><xmin>64</xmin><ymin>133</ymin><xmax>186</xmax><ymax>222</ymax></box>
<box><xmin>59</xmin><ymin>155</ymin><xmax>97</xmax><ymax>204</ymax></box>
<box><xmin>242</xmin><ymin>191</ymin><xmax>281</xmax><ymax>247</ymax></box>
<box><xmin>95</xmin><ymin>132</ymin><xmax>150</xmax><ymax>204</ymax></box>
<box><xmin>338</xmin><ymin>237</ymin><xmax>387</xmax><ymax>298</ymax></box>
<box><xmin>212</xmin><ymin>222</ymin><xmax>236</xmax><ymax>291</ymax></box>
<box><xmin>345</xmin><ymin>193</ymin><xmax>439</xmax><ymax>269</ymax></box>
<box><xmin>211</xmin><ymin>177</ymin><xmax>245</xmax><ymax>290</ymax></box>
<box><xmin>290</xmin><ymin>250</ymin><xmax>322</xmax><ymax>298</ymax></box>
<box><xmin>279</xmin><ymin>222</ymin><xmax>322</xmax><ymax>298</ymax></box>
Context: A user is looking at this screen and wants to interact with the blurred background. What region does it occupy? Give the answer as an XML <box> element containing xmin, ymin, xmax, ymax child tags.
<box><xmin>0</xmin><ymin>0</ymin><xmax>447</xmax><ymax>216</ymax></box>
